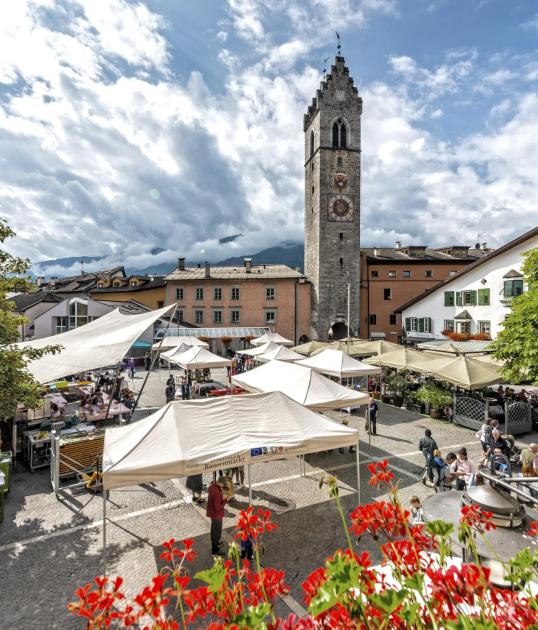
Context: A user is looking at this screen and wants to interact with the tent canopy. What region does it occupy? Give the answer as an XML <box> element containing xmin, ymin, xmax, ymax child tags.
<box><xmin>232</xmin><ymin>360</ymin><xmax>370</xmax><ymax>411</ymax></box>
<box><xmin>153</xmin><ymin>336</ymin><xmax>208</xmax><ymax>351</ymax></box>
<box><xmin>427</xmin><ymin>355</ymin><xmax>503</xmax><ymax>390</ymax></box>
<box><xmin>102</xmin><ymin>391</ymin><xmax>359</xmax><ymax>490</ymax></box>
<box><xmin>238</xmin><ymin>341</ymin><xmax>280</xmax><ymax>357</ymax></box>
<box><xmin>161</xmin><ymin>344</ymin><xmax>192</xmax><ymax>360</ymax></box>
<box><xmin>167</xmin><ymin>345</ymin><xmax>231</xmax><ymax>369</ymax></box>
<box><xmin>257</xmin><ymin>346</ymin><xmax>304</xmax><ymax>363</ymax></box>
<box><xmin>364</xmin><ymin>348</ymin><xmax>448</xmax><ymax>373</ymax></box>
<box><xmin>250</xmin><ymin>332</ymin><xmax>294</xmax><ymax>347</ymax></box>
<box><xmin>321</xmin><ymin>338</ymin><xmax>369</xmax><ymax>355</ymax></box>
<box><xmin>18</xmin><ymin>304</ymin><xmax>174</xmax><ymax>383</ymax></box>
<box><xmin>291</xmin><ymin>340</ymin><xmax>331</xmax><ymax>356</ymax></box>
<box><xmin>329</xmin><ymin>339</ymin><xmax>401</xmax><ymax>358</ymax></box>
<box><xmin>416</xmin><ymin>340</ymin><xmax>492</xmax><ymax>355</ymax></box>
<box><xmin>296</xmin><ymin>349</ymin><xmax>382</xmax><ymax>378</ymax></box>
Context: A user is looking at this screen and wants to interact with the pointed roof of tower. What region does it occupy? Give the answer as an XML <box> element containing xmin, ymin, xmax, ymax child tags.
<box><xmin>304</xmin><ymin>56</ymin><xmax>361</xmax><ymax>131</ymax></box>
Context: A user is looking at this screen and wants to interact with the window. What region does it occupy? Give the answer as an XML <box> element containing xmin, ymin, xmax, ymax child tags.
<box><xmin>388</xmin><ymin>271</ymin><xmax>397</xmax><ymax>277</ymax></box>
<box><xmin>384</xmin><ymin>288</ymin><xmax>392</xmax><ymax>300</ymax></box>
<box><xmin>337</xmin><ymin>157</ymin><xmax>343</xmax><ymax>167</ymax></box>
<box><xmin>443</xmin><ymin>319</ymin><xmax>455</xmax><ymax>332</ymax></box>
<box><xmin>389</xmin><ymin>314</ymin><xmax>397</xmax><ymax>325</ymax></box>
<box><xmin>449</xmin><ymin>270</ymin><xmax>457</xmax><ymax>276</ymax></box>
<box><xmin>195</xmin><ymin>310</ymin><xmax>204</xmax><ymax>324</ymax></box>
<box><xmin>266</xmin><ymin>287</ymin><xmax>275</xmax><ymax>301</ymax></box>
<box><xmin>213</xmin><ymin>310</ymin><xmax>222</xmax><ymax>323</ymax></box>
<box><xmin>403</xmin><ymin>270</ymin><xmax>411</xmax><ymax>278</ymax></box>
<box><xmin>456</xmin><ymin>320</ymin><xmax>471</xmax><ymax>334</ymax></box>
<box><xmin>462</xmin><ymin>290</ymin><xmax>477</xmax><ymax>306</ymax></box>
<box><xmin>214</xmin><ymin>287</ymin><xmax>222</xmax><ymax>301</ymax></box>
<box><xmin>177</xmin><ymin>310</ymin><xmax>183</xmax><ymax>323</ymax></box>
<box><xmin>369</xmin><ymin>314</ymin><xmax>377</xmax><ymax>325</ymax></box>
<box><xmin>477</xmin><ymin>288</ymin><xmax>490</xmax><ymax>305</ymax></box>
<box><xmin>339</xmin><ymin>232</ymin><xmax>343</xmax><ymax>241</ymax></box>
<box><xmin>371</xmin><ymin>270</ymin><xmax>379</xmax><ymax>278</ymax></box>
<box><xmin>55</xmin><ymin>316</ymin><xmax>68</xmax><ymax>334</ymax></box>
<box><xmin>231</xmin><ymin>287</ymin><xmax>240</xmax><ymax>300</ymax></box>
<box><xmin>309</xmin><ymin>130</ymin><xmax>314</xmax><ymax>157</ymax></box>
<box><xmin>332</xmin><ymin>119</ymin><xmax>348</xmax><ymax>148</ymax></box>
<box><xmin>97</xmin><ymin>282</ymin><xmax>104</xmax><ymax>289</ymax></box>
<box><xmin>339</xmin><ymin>257</ymin><xmax>343</xmax><ymax>267</ymax></box>
<box><xmin>130</xmin><ymin>280</ymin><xmax>138</xmax><ymax>287</ymax></box>
<box><xmin>265</xmin><ymin>311</ymin><xmax>276</xmax><ymax>325</ymax></box>
<box><xmin>157</xmin><ymin>301</ymin><xmax>164</xmax><ymax>308</ymax></box>
<box><xmin>444</xmin><ymin>291</ymin><xmax>455</xmax><ymax>307</ymax></box>
<box><xmin>405</xmin><ymin>317</ymin><xmax>418</xmax><ymax>332</ymax></box>
<box><xmin>478</xmin><ymin>321</ymin><xmax>491</xmax><ymax>335</ymax></box>
<box><xmin>113</xmin><ymin>280</ymin><xmax>121</xmax><ymax>287</ymax></box>
<box><xmin>195</xmin><ymin>287</ymin><xmax>204</xmax><ymax>300</ymax></box>
<box><xmin>231</xmin><ymin>310</ymin><xmax>240</xmax><ymax>323</ymax></box>
<box><xmin>424</xmin><ymin>270</ymin><xmax>433</xmax><ymax>278</ymax></box>
<box><xmin>175</xmin><ymin>287</ymin><xmax>184</xmax><ymax>301</ymax></box>
<box><xmin>68</xmin><ymin>301</ymin><xmax>88</xmax><ymax>329</ymax></box>
<box><xmin>504</xmin><ymin>279</ymin><xmax>524</xmax><ymax>297</ymax></box>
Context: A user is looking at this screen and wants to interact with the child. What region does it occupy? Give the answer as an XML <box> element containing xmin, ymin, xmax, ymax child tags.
<box><xmin>432</xmin><ymin>449</ymin><xmax>447</xmax><ymax>491</ymax></box>
<box><xmin>409</xmin><ymin>496</ymin><xmax>425</xmax><ymax>525</ymax></box>
<box><xmin>240</xmin><ymin>534</ymin><xmax>254</xmax><ymax>561</ymax></box>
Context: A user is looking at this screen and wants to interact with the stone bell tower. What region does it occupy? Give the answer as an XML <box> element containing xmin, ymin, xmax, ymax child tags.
<box><xmin>304</xmin><ymin>56</ymin><xmax>362</xmax><ymax>341</ymax></box>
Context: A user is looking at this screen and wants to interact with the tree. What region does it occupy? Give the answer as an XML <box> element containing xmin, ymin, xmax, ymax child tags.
<box><xmin>0</xmin><ymin>218</ymin><xmax>59</xmax><ymax>449</ymax></box>
<box><xmin>492</xmin><ymin>247</ymin><xmax>538</xmax><ymax>384</ymax></box>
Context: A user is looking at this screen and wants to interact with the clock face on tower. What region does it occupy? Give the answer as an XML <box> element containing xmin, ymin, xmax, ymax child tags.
<box><xmin>328</xmin><ymin>195</ymin><xmax>354</xmax><ymax>222</ymax></box>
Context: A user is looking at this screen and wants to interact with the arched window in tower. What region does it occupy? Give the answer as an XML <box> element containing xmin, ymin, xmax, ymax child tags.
<box><xmin>332</xmin><ymin>122</ymin><xmax>339</xmax><ymax>147</ymax></box>
<box><xmin>340</xmin><ymin>123</ymin><xmax>347</xmax><ymax>148</ymax></box>
<box><xmin>310</xmin><ymin>130</ymin><xmax>314</xmax><ymax>157</ymax></box>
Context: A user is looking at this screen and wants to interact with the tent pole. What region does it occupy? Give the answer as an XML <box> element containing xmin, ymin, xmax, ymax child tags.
<box><xmin>355</xmin><ymin>440</ymin><xmax>361</xmax><ymax>505</ymax></box>
<box><xmin>247</xmin><ymin>464</ymin><xmax>252</xmax><ymax>505</ymax></box>
<box><xmin>102</xmin><ymin>490</ymin><xmax>107</xmax><ymax>576</ymax></box>
<box><xmin>367</xmin><ymin>404</ymin><xmax>371</xmax><ymax>460</ymax></box>
<box><xmin>104</xmin><ymin>362</ymin><xmax>122</xmax><ymax>421</ymax></box>
<box><xmin>132</xmin><ymin>303</ymin><xmax>178</xmax><ymax>415</ymax></box>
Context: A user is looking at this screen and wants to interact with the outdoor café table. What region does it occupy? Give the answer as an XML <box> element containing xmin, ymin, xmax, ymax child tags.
<box><xmin>84</xmin><ymin>403</ymin><xmax>130</xmax><ymax>424</ymax></box>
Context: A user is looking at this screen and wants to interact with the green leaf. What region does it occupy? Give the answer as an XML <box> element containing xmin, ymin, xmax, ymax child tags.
<box><xmin>425</xmin><ymin>519</ymin><xmax>454</xmax><ymax>538</ymax></box>
<box><xmin>309</xmin><ymin>552</ymin><xmax>363</xmax><ymax>617</ymax></box>
<box><xmin>194</xmin><ymin>560</ymin><xmax>226</xmax><ymax>593</ymax></box>
<box><xmin>234</xmin><ymin>603</ymin><xmax>271</xmax><ymax>628</ymax></box>
<box><xmin>370</xmin><ymin>589</ymin><xmax>408</xmax><ymax>614</ymax></box>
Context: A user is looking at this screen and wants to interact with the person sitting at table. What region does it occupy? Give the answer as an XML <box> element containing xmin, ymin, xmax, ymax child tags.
<box><xmin>496</xmin><ymin>386</ymin><xmax>505</xmax><ymax>404</ymax></box>
<box><xmin>50</xmin><ymin>402</ymin><xmax>63</xmax><ymax>418</ymax></box>
<box><xmin>517</xmin><ymin>389</ymin><xmax>528</xmax><ymax>402</ymax></box>
<box><xmin>80</xmin><ymin>394</ymin><xmax>92</xmax><ymax>409</ymax></box>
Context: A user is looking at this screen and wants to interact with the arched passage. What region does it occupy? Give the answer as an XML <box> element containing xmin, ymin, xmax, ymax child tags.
<box><xmin>329</xmin><ymin>321</ymin><xmax>353</xmax><ymax>340</ymax></box>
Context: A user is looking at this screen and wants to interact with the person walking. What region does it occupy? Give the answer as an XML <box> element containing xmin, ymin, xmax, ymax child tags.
<box><xmin>368</xmin><ymin>400</ymin><xmax>379</xmax><ymax>435</ymax></box>
<box><xmin>418</xmin><ymin>429</ymin><xmax>438</xmax><ymax>484</ymax></box>
<box><xmin>181</xmin><ymin>378</ymin><xmax>192</xmax><ymax>401</ymax></box>
<box><xmin>206</xmin><ymin>476</ymin><xmax>227</xmax><ymax>556</ymax></box>
<box><xmin>476</xmin><ymin>418</ymin><xmax>493</xmax><ymax>454</ymax></box>
<box><xmin>144</xmin><ymin>352</ymin><xmax>151</xmax><ymax>371</ymax></box>
<box><xmin>186</xmin><ymin>474</ymin><xmax>204</xmax><ymax>504</ymax></box>
<box><xmin>165</xmin><ymin>381</ymin><xmax>175</xmax><ymax>403</ymax></box>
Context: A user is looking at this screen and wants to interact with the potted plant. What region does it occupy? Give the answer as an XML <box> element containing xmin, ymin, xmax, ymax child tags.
<box><xmin>405</xmin><ymin>391</ymin><xmax>423</xmax><ymax>414</ymax></box>
<box><xmin>385</xmin><ymin>371</ymin><xmax>410</xmax><ymax>408</ymax></box>
<box><xmin>416</xmin><ymin>383</ymin><xmax>453</xmax><ymax>419</ymax></box>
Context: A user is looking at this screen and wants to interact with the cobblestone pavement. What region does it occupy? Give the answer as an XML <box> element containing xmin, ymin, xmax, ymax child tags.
<box><xmin>2</xmin><ymin>369</ymin><xmax>536</xmax><ymax>628</ymax></box>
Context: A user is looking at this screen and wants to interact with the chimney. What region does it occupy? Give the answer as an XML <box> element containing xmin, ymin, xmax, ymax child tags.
<box><xmin>395</xmin><ymin>240</ymin><xmax>402</xmax><ymax>249</ymax></box>
<box><xmin>373</xmin><ymin>247</ymin><xmax>380</xmax><ymax>256</ymax></box>
<box><xmin>36</xmin><ymin>276</ymin><xmax>45</xmax><ymax>287</ymax></box>
<box><xmin>204</xmin><ymin>261</ymin><xmax>210</xmax><ymax>278</ymax></box>
<box><xmin>177</xmin><ymin>257</ymin><xmax>185</xmax><ymax>271</ymax></box>
<box><xmin>482</xmin><ymin>242</ymin><xmax>488</xmax><ymax>250</ymax></box>
<box><xmin>244</xmin><ymin>257</ymin><xmax>252</xmax><ymax>273</ymax></box>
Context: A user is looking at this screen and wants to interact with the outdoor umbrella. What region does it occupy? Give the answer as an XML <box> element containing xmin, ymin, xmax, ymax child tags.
<box><xmin>296</xmin><ymin>349</ymin><xmax>382</xmax><ymax>378</ymax></box>
<box><xmin>168</xmin><ymin>346</ymin><xmax>231</xmax><ymax>370</ymax></box>
<box><xmin>232</xmin><ymin>360</ymin><xmax>370</xmax><ymax>410</ymax></box>
<box><xmin>312</xmin><ymin>338</ymin><xmax>370</xmax><ymax>356</ymax></box>
<box><xmin>428</xmin><ymin>355</ymin><xmax>503</xmax><ymax>390</ymax></box>
<box><xmin>291</xmin><ymin>340</ymin><xmax>331</xmax><ymax>356</ymax></box>
<box><xmin>342</xmin><ymin>339</ymin><xmax>402</xmax><ymax>357</ymax></box>
<box><xmin>257</xmin><ymin>346</ymin><xmax>304</xmax><ymax>363</ymax></box>
<box><xmin>238</xmin><ymin>341</ymin><xmax>280</xmax><ymax>357</ymax></box>
<box><xmin>363</xmin><ymin>348</ymin><xmax>448</xmax><ymax>373</ymax></box>
<box><xmin>153</xmin><ymin>336</ymin><xmax>208</xmax><ymax>352</ymax></box>
<box><xmin>250</xmin><ymin>332</ymin><xmax>294</xmax><ymax>346</ymax></box>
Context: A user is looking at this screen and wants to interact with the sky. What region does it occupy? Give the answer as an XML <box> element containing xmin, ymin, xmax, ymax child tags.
<box><xmin>0</xmin><ymin>0</ymin><xmax>537</xmax><ymax>275</ymax></box>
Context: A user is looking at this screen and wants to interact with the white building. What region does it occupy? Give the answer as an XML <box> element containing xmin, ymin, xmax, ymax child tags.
<box><xmin>396</xmin><ymin>226</ymin><xmax>538</xmax><ymax>342</ymax></box>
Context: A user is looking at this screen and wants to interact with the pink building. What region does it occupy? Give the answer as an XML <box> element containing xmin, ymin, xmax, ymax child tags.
<box><xmin>165</xmin><ymin>258</ymin><xmax>311</xmax><ymax>350</ymax></box>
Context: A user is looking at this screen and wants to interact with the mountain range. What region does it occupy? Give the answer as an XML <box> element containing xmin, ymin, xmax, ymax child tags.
<box><xmin>32</xmin><ymin>242</ymin><xmax>304</xmax><ymax>278</ymax></box>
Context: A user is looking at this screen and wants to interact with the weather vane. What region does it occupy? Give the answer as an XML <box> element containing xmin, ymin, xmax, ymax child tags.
<box><xmin>336</xmin><ymin>31</ymin><xmax>341</xmax><ymax>56</ymax></box>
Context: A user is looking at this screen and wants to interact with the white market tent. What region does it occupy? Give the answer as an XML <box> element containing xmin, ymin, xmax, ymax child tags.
<box><xmin>296</xmin><ymin>349</ymin><xmax>382</xmax><ymax>378</ymax></box>
<box><xmin>232</xmin><ymin>361</ymin><xmax>370</xmax><ymax>411</ymax></box>
<box><xmin>166</xmin><ymin>345</ymin><xmax>231</xmax><ymax>370</ymax></box>
<box><xmin>152</xmin><ymin>336</ymin><xmax>208</xmax><ymax>352</ymax></box>
<box><xmin>18</xmin><ymin>304</ymin><xmax>174</xmax><ymax>383</ymax></box>
<box><xmin>250</xmin><ymin>332</ymin><xmax>294</xmax><ymax>347</ymax></box>
<box><xmin>103</xmin><ymin>391</ymin><xmax>359</xmax><ymax>489</ymax></box>
<box><xmin>160</xmin><ymin>344</ymin><xmax>192</xmax><ymax>361</ymax></box>
<box><xmin>238</xmin><ymin>341</ymin><xmax>280</xmax><ymax>357</ymax></box>
<box><xmin>257</xmin><ymin>346</ymin><xmax>304</xmax><ymax>363</ymax></box>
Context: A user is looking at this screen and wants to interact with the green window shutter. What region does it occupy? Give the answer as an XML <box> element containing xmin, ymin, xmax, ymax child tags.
<box><xmin>418</xmin><ymin>318</ymin><xmax>424</xmax><ymax>332</ymax></box>
<box><xmin>514</xmin><ymin>279</ymin><xmax>524</xmax><ymax>295</ymax></box>
<box><xmin>470</xmin><ymin>290</ymin><xmax>477</xmax><ymax>306</ymax></box>
<box><xmin>504</xmin><ymin>280</ymin><xmax>512</xmax><ymax>297</ymax></box>
<box><xmin>405</xmin><ymin>317</ymin><xmax>410</xmax><ymax>331</ymax></box>
<box><xmin>425</xmin><ymin>317</ymin><xmax>432</xmax><ymax>333</ymax></box>
<box><xmin>478</xmin><ymin>288</ymin><xmax>490</xmax><ymax>305</ymax></box>
<box><xmin>444</xmin><ymin>291</ymin><xmax>454</xmax><ymax>306</ymax></box>
<box><xmin>455</xmin><ymin>291</ymin><xmax>462</xmax><ymax>306</ymax></box>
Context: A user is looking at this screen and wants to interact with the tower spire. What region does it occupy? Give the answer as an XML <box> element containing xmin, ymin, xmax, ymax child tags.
<box><xmin>336</xmin><ymin>31</ymin><xmax>341</xmax><ymax>56</ymax></box>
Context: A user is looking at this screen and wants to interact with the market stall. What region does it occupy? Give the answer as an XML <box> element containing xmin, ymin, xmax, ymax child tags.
<box><xmin>291</xmin><ymin>340</ymin><xmax>331</xmax><ymax>356</ymax></box>
<box><xmin>296</xmin><ymin>349</ymin><xmax>382</xmax><ymax>379</ymax></box>
<box><xmin>152</xmin><ymin>336</ymin><xmax>208</xmax><ymax>352</ymax></box>
<box><xmin>257</xmin><ymin>346</ymin><xmax>304</xmax><ymax>363</ymax></box>
<box><xmin>232</xmin><ymin>360</ymin><xmax>370</xmax><ymax>411</ymax></box>
<box><xmin>237</xmin><ymin>341</ymin><xmax>280</xmax><ymax>357</ymax></box>
<box><xmin>250</xmin><ymin>332</ymin><xmax>294</xmax><ymax>347</ymax></box>
<box><xmin>334</xmin><ymin>339</ymin><xmax>401</xmax><ymax>358</ymax></box>
<box><xmin>167</xmin><ymin>346</ymin><xmax>231</xmax><ymax>370</ymax></box>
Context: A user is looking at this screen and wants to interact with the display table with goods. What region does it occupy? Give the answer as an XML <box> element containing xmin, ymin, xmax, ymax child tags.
<box><xmin>24</xmin><ymin>424</ymin><xmax>96</xmax><ymax>472</ymax></box>
<box><xmin>58</xmin><ymin>429</ymin><xmax>105</xmax><ymax>478</ymax></box>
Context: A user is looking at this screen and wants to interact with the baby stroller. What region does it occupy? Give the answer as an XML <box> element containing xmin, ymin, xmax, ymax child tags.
<box><xmin>503</xmin><ymin>433</ymin><xmax>521</xmax><ymax>467</ymax></box>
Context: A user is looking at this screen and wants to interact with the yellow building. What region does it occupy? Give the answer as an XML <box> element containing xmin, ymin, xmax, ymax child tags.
<box><xmin>90</xmin><ymin>275</ymin><xmax>166</xmax><ymax>310</ymax></box>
